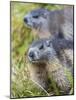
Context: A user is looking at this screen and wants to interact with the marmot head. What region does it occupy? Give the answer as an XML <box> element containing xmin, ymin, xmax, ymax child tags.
<box><xmin>24</xmin><ymin>9</ymin><xmax>49</xmax><ymax>29</ymax></box>
<box><xmin>28</xmin><ymin>39</ymin><xmax>56</xmax><ymax>64</ymax></box>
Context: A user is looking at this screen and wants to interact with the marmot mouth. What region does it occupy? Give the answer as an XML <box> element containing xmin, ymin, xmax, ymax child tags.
<box><xmin>30</xmin><ymin>59</ymin><xmax>40</xmax><ymax>63</ymax></box>
<box><xmin>26</xmin><ymin>23</ymin><xmax>32</xmax><ymax>28</ymax></box>
<box><xmin>30</xmin><ymin>59</ymin><xmax>47</xmax><ymax>64</ymax></box>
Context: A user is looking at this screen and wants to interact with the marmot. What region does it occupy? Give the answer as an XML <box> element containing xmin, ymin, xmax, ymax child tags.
<box><xmin>24</xmin><ymin>6</ymin><xmax>73</xmax><ymax>40</ymax></box>
<box><xmin>27</xmin><ymin>38</ymin><xmax>73</xmax><ymax>94</ymax></box>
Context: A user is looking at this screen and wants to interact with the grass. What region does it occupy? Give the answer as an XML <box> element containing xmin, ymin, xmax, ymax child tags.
<box><xmin>11</xmin><ymin>2</ymin><xmax>73</xmax><ymax>98</ymax></box>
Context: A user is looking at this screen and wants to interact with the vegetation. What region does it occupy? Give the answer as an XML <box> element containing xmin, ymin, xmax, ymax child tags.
<box><xmin>11</xmin><ymin>2</ymin><xmax>73</xmax><ymax>98</ymax></box>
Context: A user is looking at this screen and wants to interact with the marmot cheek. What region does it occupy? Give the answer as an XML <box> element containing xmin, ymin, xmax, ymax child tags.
<box><xmin>32</xmin><ymin>22</ymin><xmax>38</xmax><ymax>29</ymax></box>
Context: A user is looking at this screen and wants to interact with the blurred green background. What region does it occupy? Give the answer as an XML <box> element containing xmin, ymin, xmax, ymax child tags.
<box><xmin>11</xmin><ymin>2</ymin><xmax>73</xmax><ymax>98</ymax></box>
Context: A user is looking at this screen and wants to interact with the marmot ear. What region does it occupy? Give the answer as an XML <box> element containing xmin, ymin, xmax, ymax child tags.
<box><xmin>42</xmin><ymin>10</ymin><xmax>49</xmax><ymax>19</ymax></box>
<box><xmin>46</xmin><ymin>40</ymin><xmax>51</xmax><ymax>47</ymax></box>
<box><xmin>43</xmin><ymin>12</ymin><xmax>49</xmax><ymax>19</ymax></box>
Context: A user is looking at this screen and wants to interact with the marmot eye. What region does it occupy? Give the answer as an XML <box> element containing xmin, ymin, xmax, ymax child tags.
<box><xmin>33</xmin><ymin>15</ymin><xmax>39</xmax><ymax>18</ymax></box>
<box><xmin>39</xmin><ymin>44</ymin><xmax>44</xmax><ymax>50</ymax></box>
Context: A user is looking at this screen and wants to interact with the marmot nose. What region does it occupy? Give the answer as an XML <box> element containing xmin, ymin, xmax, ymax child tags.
<box><xmin>29</xmin><ymin>51</ymin><xmax>35</xmax><ymax>58</ymax></box>
<box><xmin>24</xmin><ymin>17</ymin><xmax>28</xmax><ymax>23</ymax></box>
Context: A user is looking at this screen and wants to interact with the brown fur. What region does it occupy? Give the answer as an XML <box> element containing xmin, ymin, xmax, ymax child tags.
<box><xmin>27</xmin><ymin>62</ymin><xmax>49</xmax><ymax>90</ymax></box>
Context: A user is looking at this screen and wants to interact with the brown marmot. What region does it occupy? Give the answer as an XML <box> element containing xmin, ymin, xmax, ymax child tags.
<box><xmin>27</xmin><ymin>38</ymin><xmax>73</xmax><ymax>94</ymax></box>
<box><xmin>24</xmin><ymin>6</ymin><xmax>73</xmax><ymax>40</ymax></box>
